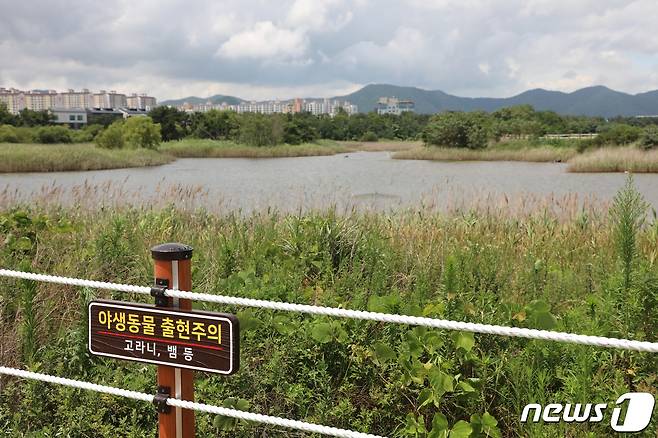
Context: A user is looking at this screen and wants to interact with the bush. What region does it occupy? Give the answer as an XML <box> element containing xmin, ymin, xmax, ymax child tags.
<box><xmin>122</xmin><ymin>117</ymin><xmax>161</xmax><ymax>149</ymax></box>
<box><xmin>422</xmin><ymin>112</ymin><xmax>488</xmax><ymax>149</ymax></box>
<box><xmin>239</xmin><ymin>113</ymin><xmax>283</xmax><ymax>146</ymax></box>
<box><xmin>0</xmin><ymin>124</ymin><xmax>19</xmax><ymax>143</ymax></box>
<box><xmin>594</xmin><ymin>123</ymin><xmax>642</xmax><ymax>146</ymax></box>
<box><xmin>640</xmin><ymin>125</ymin><xmax>658</xmax><ymax>150</ymax></box>
<box><xmin>95</xmin><ymin>121</ymin><xmax>125</xmax><ymax>149</ymax></box>
<box><xmin>360</xmin><ymin>131</ymin><xmax>379</xmax><ymax>142</ymax></box>
<box><xmin>35</xmin><ymin>126</ymin><xmax>72</xmax><ymax>143</ymax></box>
<box><xmin>71</xmin><ymin>124</ymin><xmax>104</xmax><ymax>143</ymax></box>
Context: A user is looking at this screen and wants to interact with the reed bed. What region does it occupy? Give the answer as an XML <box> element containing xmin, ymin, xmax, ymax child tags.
<box><xmin>340</xmin><ymin>140</ymin><xmax>422</xmax><ymax>152</ymax></box>
<box><xmin>0</xmin><ymin>182</ymin><xmax>656</xmax><ymax>436</ymax></box>
<box><xmin>0</xmin><ymin>143</ymin><xmax>173</xmax><ymax>173</ymax></box>
<box><xmin>393</xmin><ymin>146</ymin><xmax>576</xmax><ymax>162</ymax></box>
<box><xmin>0</xmin><ymin>178</ymin><xmax>613</xmax><ymax>222</ymax></box>
<box><xmin>567</xmin><ymin>146</ymin><xmax>658</xmax><ymax>173</ymax></box>
<box><xmin>159</xmin><ymin>138</ymin><xmax>350</xmax><ymax>158</ymax></box>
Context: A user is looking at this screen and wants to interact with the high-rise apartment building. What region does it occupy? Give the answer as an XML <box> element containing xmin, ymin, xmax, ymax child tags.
<box><xmin>0</xmin><ymin>88</ymin><xmax>26</xmax><ymax>113</ymax></box>
<box><xmin>126</xmin><ymin>93</ymin><xmax>156</xmax><ymax>110</ymax></box>
<box><xmin>93</xmin><ymin>90</ymin><xmax>127</xmax><ymax>109</ymax></box>
<box><xmin>56</xmin><ymin>89</ymin><xmax>93</xmax><ymax>109</ymax></box>
<box><xmin>0</xmin><ymin>87</ymin><xmax>156</xmax><ymax>113</ymax></box>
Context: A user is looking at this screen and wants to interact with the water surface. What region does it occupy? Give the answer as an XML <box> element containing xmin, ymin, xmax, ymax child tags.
<box><xmin>1</xmin><ymin>152</ymin><xmax>657</xmax><ymax>213</ymax></box>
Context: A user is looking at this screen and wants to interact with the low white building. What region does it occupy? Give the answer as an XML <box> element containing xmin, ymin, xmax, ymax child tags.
<box><xmin>51</xmin><ymin>108</ymin><xmax>87</xmax><ymax>128</ymax></box>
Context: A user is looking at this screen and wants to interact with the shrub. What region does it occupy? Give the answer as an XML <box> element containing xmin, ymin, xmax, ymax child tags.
<box><xmin>594</xmin><ymin>123</ymin><xmax>642</xmax><ymax>146</ymax></box>
<box><xmin>35</xmin><ymin>126</ymin><xmax>72</xmax><ymax>143</ymax></box>
<box><xmin>422</xmin><ymin>112</ymin><xmax>488</xmax><ymax>149</ymax></box>
<box><xmin>640</xmin><ymin>125</ymin><xmax>658</xmax><ymax>150</ymax></box>
<box><xmin>95</xmin><ymin>121</ymin><xmax>125</xmax><ymax>149</ymax></box>
<box><xmin>70</xmin><ymin>124</ymin><xmax>104</xmax><ymax>143</ymax></box>
<box><xmin>239</xmin><ymin>113</ymin><xmax>283</xmax><ymax>146</ymax></box>
<box><xmin>0</xmin><ymin>124</ymin><xmax>19</xmax><ymax>143</ymax></box>
<box><xmin>360</xmin><ymin>131</ymin><xmax>379</xmax><ymax>142</ymax></box>
<box><xmin>122</xmin><ymin>117</ymin><xmax>161</xmax><ymax>149</ymax></box>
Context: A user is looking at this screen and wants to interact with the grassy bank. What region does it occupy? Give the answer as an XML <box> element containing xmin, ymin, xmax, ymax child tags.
<box><xmin>0</xmin><ymin>182</ymin><xmax>656</xmax><ymax>436</ymax></box>
<box><xmin>0</xmin><ymin>143</ymin><xmax>174</xmax><ymax>173</ymax></box>
<box><xmin>160</xmin><ymin>138</ymin><xmax>351</xmax><ymax>158</ymax></box>
<box><xmin>393</xmin><ymin>145</ymin><xmax>577</xmax><ymax>162</ymax></box>
<box><xmin>341</xmin><ymin>140</ymin><xmax>422</xmax><ymax>152</ymax></box>
<box><xmin>567</xmin><ymin>146</ymin><xmax>658</xmax><ymax>173</ymax></box>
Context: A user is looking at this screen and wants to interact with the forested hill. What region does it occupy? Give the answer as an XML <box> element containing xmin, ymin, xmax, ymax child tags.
<box><xmin>336</xmin><ymin>84</ymin><xmax>658</xmax><ymax>117</ymax></box>
<box><xmin>161</xmin><ymin>84</ymin><xmax>658</xmax><ymax>118</ymax></box>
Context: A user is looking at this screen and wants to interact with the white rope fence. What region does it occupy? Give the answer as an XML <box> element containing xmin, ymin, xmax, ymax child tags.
<box><xmin>1</xmin><ymin>268</ymin><xmax>658</xmax><ymax>353</ymax></box>
<box><xmin>0</xmin><ymin>366</ymin><xmax>384</xmax><ymax>438</ymax></box>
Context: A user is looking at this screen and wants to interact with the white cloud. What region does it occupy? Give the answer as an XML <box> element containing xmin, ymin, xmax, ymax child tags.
<box><xmin>287</xmin><ymin>0</ymin><xmax>353</xmax><ymax>32</ymax></box>
<box><xmin>217</xmin><ymin>21</ymin><xmax>307</xmax><ymax>60</ymax></box>
<box><xmin>1</xmin><ymin>0</ymin><xmax>658</xmax><ymax>100</ymax></box>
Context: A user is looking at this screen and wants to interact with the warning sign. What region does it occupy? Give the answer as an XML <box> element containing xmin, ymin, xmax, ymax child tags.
<box><xmin>88</xmin><ymin>300</ymin><xmax>239</xmax><ymax>374</ymax></box>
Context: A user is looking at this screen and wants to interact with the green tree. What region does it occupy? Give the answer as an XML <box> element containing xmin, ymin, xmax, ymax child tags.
<box><xmin>148</xmin><ymin>106</ymin><xmax>188</xmax><ymax>141</ymax></box>
<box><xmin>191</xmin><ymin>109</ymin><xmax>238</xmax><ymax>140</ymax></box>
<box><xmin>0</xmin><ymin>124</ymin><xmax>19</xmax><ymax>142</ymax></box>
<box><xmin>122</xmin><ymin>116</ymin><xmax>162</xmax><ymax>149</ymax></box>
<box><xmin>35</xmin><ymin>126</ymin><xmax>72</xmax><ymax>143</ymax></box>
<box><xmin>595</xmin><ymin>123</ymin><xmax>642</xmax><ymax>145</ymax></box>
<box><xmin>422</xmin><ymin>112</ymin><xmax>488</xmax><ymax>149</ymax></box>
<box><xmin>238</xmin><ymin>113</ymin><xmax>282</xmax><ymax>146</ymax></box>
<box><xmin>283</xmin><ymin>113</ymin><xmax>319</xmax><ymax>144</ymax></box>
<box><xmin>17</xmin><ymin>109</ymin><xmax>55</xmax><ymax>127</ymax></box>
<box><xmin>95</xmin><ymin>121</ymin><xmax>125</xmax><ymax>149</ymax></box>
<box><xmin>0</xmin><ymin>103</ymin><xmax>17</xmax><ymax>125</ymax></box>
<box><xmin>640</xmin><ymin>125</ymin><xmax>658</xmax><ymax>150</ymax></box>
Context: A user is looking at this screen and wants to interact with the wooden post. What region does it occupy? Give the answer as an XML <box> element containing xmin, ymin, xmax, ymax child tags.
<box><xmin>151</xmin><ymin>243</ymin><xmax>195</xmax><ymax>438</ymax></box>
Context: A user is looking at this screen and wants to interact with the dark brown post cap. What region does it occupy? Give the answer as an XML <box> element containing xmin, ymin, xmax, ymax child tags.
<box><xmin>151</xmin><ymin>243</ymin><xmax>193</xmax><ymax>261</ymax></box>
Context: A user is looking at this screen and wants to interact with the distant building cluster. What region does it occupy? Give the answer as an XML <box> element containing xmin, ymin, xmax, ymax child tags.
<box><xmin>0</xmin><ymin>87</ymin><xmax>157</xmax><ymax>114</ymax></box>
<box><xmin>178</xmin><ymin>98</ymin><xmax>358</xmax><ymax>116</ymax></box>
<box><xmin>376</xmin><ymin>97</ymin><xmax>415</xmax><ymax>115</ymax></box>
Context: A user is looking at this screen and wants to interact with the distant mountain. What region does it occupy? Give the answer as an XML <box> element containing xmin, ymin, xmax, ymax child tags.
<box><xmin>160</xmin><ymin>94</ymin><xmax>244</xmax><ymax>107</ymax></box>
<box><xmin>161</xmin><ymin>84</ymin><xmax>658</xmax><ymax>117</ymax></box>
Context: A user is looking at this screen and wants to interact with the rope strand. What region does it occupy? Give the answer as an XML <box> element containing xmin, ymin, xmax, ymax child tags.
<box><xmin>1</xmin><ymin>268</ymin><xmax>657</xmax><ymax>353</ymax></box>
<box><xmin>0</xmin><ymin>366</ymin><xmax>384</xmax><ymax>438</ymax></box>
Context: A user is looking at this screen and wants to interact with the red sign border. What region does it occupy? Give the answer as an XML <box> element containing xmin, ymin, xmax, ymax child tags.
<box><xmin>88</xmin><ymin>300</ymin><xmax>239</xmax><ymax>375</ymax></box>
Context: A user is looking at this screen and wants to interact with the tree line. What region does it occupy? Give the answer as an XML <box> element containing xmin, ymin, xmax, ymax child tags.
<box><xmin>2</xmin><ymin>101</ymin><xmax>657</xmax><ymax>149</ymax></box>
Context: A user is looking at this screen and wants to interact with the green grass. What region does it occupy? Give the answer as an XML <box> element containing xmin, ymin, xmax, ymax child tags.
<box><xmin>0</xmin><ymin>183</ymin><xmax>656</xmax><ymax>436</ymax></box>
<box><xmin>0</xmin><ymin>143</ymin><xmax>174</xmax><ymax>173</ymax></box>
<box><xmin>160</xmin><ymin>138</ymin><xmax>350</xmax><ymax>158</ymax></box>
<box><xmin>393</xmin><ymin>145</ymin><xmax>577</xmax><ymax>162</ymax></box>
<box><xmin>393</xmin><ymin>138</ymin><xmax>586</xmax><ymax>163</ymax></box>
<box><xmin>567</xmin><ymin>146</ymin><xmax>658</xmax><ymax>173</ymax></box>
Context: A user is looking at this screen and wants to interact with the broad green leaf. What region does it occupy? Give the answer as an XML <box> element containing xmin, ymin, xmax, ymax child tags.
<box><xmin>534</xmin><ymin>311</ymin><xmax>558</xmax><ymax>329</ymax></box>
<box><xmin>310</xmin><ymin>322</ymin><xmax>333</xmax><ymax>343</ymax></box>
<box><xmin>235</xmin><ymin>399</ymin><xmax>250</xmax><ymax>411</ymax></box>
<box><xmin>470</xmin><ymin>412</ymin><xmax>501</xmax><ymax>438</ymax></box>
<box><xmin>404</xmin><ymin>331</ymin><xmax>424</xmax><ymax>358</ymax></box>
<box><xmin>272</xmin><ymin>315</ymin><xmax>296</xmax><ymax>335</ymax></box>
<box><xmin>373</xmin><ymin>342</ymin><xmax>396</xmax><ymax>364</ymax></box>
<box><xmin>418</xmin><ymin>388</ymin><xmax>434</xmax><ymax>409</ymax></box>
<box><xmin>16</xmin><ymin>236</ymin><xmax>33</xmax><ymax>251</ymax></box>
<box><xmin>450</xmin><ymin>420</ymin><xmax>472</xmax><ymax>438</ymax></box>
<box><xmin>237</xmin><ymin>310</ymin><xmax>261</xmax><ymax>332</ymax></box>
<box><xmin>428</xmin><ymin>413</ymin><xmax>449</xmax><ymax>438</ymax></box>
<box><xmin>526</xmin><ymin>299</ymin><xmax>550</xmax><ymax>313</ymax></box>
<box><xmin>457</xmin><ymin>381</ymin><xmax>476</xmax><ymax>393</ymax></box>
<box><xmin>429</xmin><ymin>369</ymin><xmax>454</xmax><ymax>395</ymax></box>
<box><xmin>452</xmin><ymin>332</ymin><xmax>475</xmax><ymax>352</ymax></box>
<box><xmin>403</xmin><ymin>413</ymin><xmax>427</xmax><ymax>435</ymax></box>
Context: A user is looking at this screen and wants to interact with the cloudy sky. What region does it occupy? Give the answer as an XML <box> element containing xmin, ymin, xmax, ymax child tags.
<box><xmin>1</xmin><ymin>0</ymin><xmax>657</xmax><ymax>101</ymax></box>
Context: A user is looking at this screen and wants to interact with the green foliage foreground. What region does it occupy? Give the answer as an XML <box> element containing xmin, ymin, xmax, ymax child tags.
<box><xmin>0</xmin><ymin>180</ymin><xmax>657</xmax><ymax>436</ymax></box>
